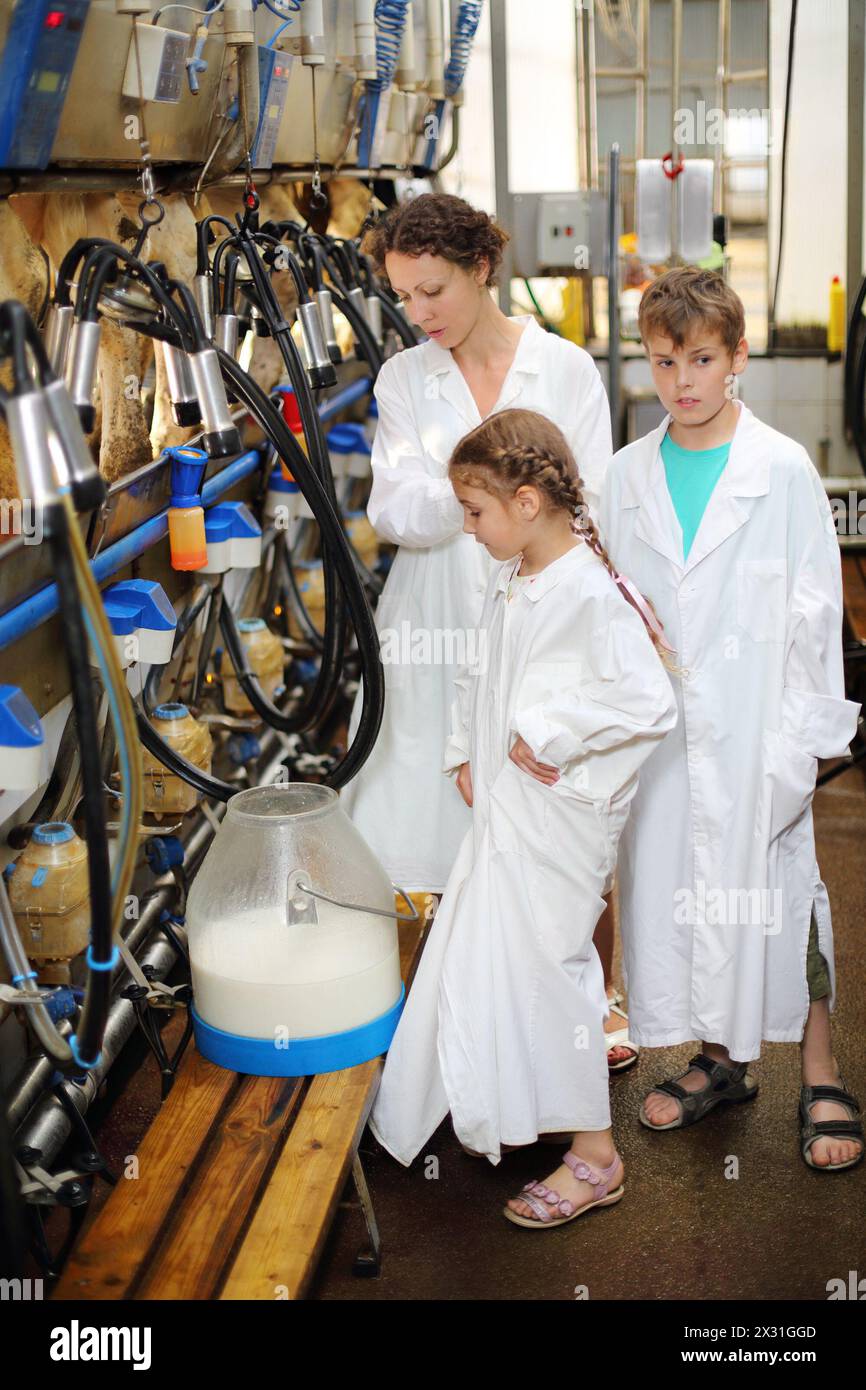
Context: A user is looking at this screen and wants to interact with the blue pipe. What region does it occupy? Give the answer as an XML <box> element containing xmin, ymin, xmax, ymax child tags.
<box><xmin>318</xmin><ymin>376</ymin><xmax>373</xmax><ymax>421</ymax></box>
<box><xmin>0</xmin><ymin>379</ymin><xmax>373</xmax><ymax>653</ymax></box>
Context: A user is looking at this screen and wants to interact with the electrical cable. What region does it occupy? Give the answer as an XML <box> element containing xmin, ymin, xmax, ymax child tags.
<box><xmin>769</xmin><ymin>0</ymin><xmax>797</xmax><ymax>348</ymax></box>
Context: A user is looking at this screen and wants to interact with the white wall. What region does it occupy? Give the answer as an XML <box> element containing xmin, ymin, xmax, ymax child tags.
<box><xmin>443</xmin><ymin>0</ymin><xmax>862</xmax><ymax>329</ymax></box>
<box><xmin>768</xmin><ymin>0</ymin><xmax>851</xmax><ymax>326</ymax></box>
<box><xmin>440</xmin><ymin>0</ymin><xmax>578</xmax><ymax>212</ymax></box>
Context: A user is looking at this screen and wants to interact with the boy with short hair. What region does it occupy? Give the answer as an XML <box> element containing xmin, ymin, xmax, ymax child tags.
<box><xmin>600</xmin><ymin>266</ymin><xmax>863</xmax><ymax>1170</ymax></box>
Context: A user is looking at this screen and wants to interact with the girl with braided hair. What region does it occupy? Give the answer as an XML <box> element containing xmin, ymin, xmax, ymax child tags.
<box><xmin>368</xmin><ymin>409</ymin><xmax>678</xmax><ymax>1227</ymax></box>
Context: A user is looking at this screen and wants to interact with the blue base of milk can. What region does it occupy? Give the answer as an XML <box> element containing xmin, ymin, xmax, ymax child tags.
<box><xmin>191</xmin><ymin>985</ymin><xmax>405</xmax><ymax>1076</ymax></box>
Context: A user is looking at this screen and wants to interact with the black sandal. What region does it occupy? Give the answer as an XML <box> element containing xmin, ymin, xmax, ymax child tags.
<box><xmin>639</xmin><ymin>1052</ymin><xmax>759</xmax><ymax>1130</ymax></box>
<box><xmin>799</xmin><ymin>1082</ymin><xmax>864</xmax><ymax>1172</ymax></box>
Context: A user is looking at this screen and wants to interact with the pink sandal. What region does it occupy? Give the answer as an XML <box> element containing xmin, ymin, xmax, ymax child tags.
<box><xmin>502</xmin><ymin>1149</ymin><xmax>624</xmax><ymax>1229</ymax></box>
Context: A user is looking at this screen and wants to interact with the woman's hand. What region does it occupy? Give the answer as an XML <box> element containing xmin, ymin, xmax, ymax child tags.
<box><xmin>456</xmin><ymin>761</ymin><xmax>473</xmax><ymax>807</ymax></box>
<box><xmin>509</xmin><ymin>736</ymin><xmax>561</xmax><ymax>785</ymax></box>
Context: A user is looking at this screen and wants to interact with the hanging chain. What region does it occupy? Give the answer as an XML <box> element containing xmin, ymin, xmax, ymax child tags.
<box><xmin>131</xmin><ymin>17</ymin><xmax>165</xmax><ymax>254</ymax></box>
<box><xmin>310</xmin><ymin>65</ymin><xmax>327</xmax><ymax>208</ymax></box>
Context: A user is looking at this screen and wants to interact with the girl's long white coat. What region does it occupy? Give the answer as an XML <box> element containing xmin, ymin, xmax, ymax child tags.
<box><xmin>600</xmin><ymin>403</ymin><xmax>861</xmax><ymax>1061</ymax></box>
<box><xmin>368</xmin><ymin>543</ymin><xmax>678</xmax><ymax>1165</ymax></box>
<box><xmin>339</xmin><ymin>316</ymin><xmax>612</xmax><ymax>892</ymax></box>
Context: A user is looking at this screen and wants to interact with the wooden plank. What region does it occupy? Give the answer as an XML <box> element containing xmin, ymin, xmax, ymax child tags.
<box><xmin>221</xmin><ymin>914</ymin><xmax>426</xmax><ymax>1301</ymax></box>
<box><xmin>218</xmin><ymin>1058</ymin><xmax>383</xmax><ymax>1301</ymax></box>
<box><xmin>138</xmin><ymin>1074</ymin><xmax>305</xmax><ymax>1301</ymax></box>
<box><xmin>56</xmin><ymin>908</ymin><xmax>427</xmax><ymax>1302</ymax></box>
<box><xmin>54</xmin><ymin>1048</ymin><xmax>239</xmax><ymax>1299</ymax></box>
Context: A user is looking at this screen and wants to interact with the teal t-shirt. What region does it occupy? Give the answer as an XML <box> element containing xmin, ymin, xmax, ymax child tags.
<box><xmin>660</xmin><ymin>431</ymin><xmax>731</xmax><ymax>560</ymax></box>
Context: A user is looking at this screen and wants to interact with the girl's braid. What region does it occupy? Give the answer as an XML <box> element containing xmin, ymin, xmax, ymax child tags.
<box><xmin>487</xmin><ymin>441</ymin><xmax>619</xmax><ymax>582</ymax></box>
<box><xmin>448</xmin><ymin>407</ymin><xmax>674</xmax><ymax>664</ymax></box>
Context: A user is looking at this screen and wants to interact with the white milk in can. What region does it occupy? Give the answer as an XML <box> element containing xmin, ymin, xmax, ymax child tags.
<box><xmin>186</xmin><ymin>784</ymin><xmax>408</xmax><ymax>1075</ymax></box>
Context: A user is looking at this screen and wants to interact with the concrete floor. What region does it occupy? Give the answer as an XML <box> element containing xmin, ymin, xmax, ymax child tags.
<box><xmin>310</xmin><ymin>761</ymin><xmax>866</xmax><ymax>1302</ymax></box>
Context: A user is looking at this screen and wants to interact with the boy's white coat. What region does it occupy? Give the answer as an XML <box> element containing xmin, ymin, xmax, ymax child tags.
<box><xmin>600</xmin><ymin>402</ymin><xmax>861</xmax><ymax>1061</ymax></box>
<box><xmin>368</xmin><ymin>542</ymin><xmax>677</xmax><ymax>1165</ymax></box>
<box><xmin>339</xmin><ymin>316</ymin><xmax>613</xmax><ymax>891</ymax></box>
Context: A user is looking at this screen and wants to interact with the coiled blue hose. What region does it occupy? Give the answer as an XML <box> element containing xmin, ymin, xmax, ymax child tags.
<box><xmin>358</xmin><ymin>0</ymin><xmax>413</xmax><ymax>168</ymax></box>
<box><xmin>420</xmin><ymin>0</ymin><xmax>484</xmax><ymax>171</ymax></box>
<box><xmin>444</xmin><ymin>0</ymin><xmax>483</xmax><ymax>97</ymax></box>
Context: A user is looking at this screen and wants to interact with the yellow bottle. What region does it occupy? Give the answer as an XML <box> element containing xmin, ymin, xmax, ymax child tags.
<box><xmin>828</xmin><ymin>276</ymin><xmax>846</xmax><ymax>353</ymax></box>
<box><xmin>8</xmin><ymin>822</ymin><xmax>90</xmax><ymax>984</ymax></box>
<box><xmin>220</xmin><ymin>618</ymin><xmax>285</xmax><ymax>714</ymax></box>
<box><xmin>142</xmin><ymin>703</ymin><xmax>214</xmax><ymax>816</ymax></box>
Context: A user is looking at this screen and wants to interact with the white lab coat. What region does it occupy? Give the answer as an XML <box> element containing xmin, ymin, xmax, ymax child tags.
<box><xmin>367</xmin><ymin>541</ymin><xmax>678</xmax><ymax>1165</ymax></box>
<box><xmin>339</xmin><ymin>316</ymin><xmax>613</xmax><ymax>892</ymax></box>
<box><xmin>599</xmin><ymin>402</ymin><xmax>861</xmax><ymax>1062</ymax></box>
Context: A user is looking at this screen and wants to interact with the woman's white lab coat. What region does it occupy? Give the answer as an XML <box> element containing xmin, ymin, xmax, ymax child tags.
<box><xmin>367</xmin><ymin>542</ymin><xmax>678</xmax><ymax>1165</ymax></box>
<box><xmin>599</xmin><ymin>403</ymin><xmax>861</xmax><ymax>1062</ymax></box>
<box><xmin>339</xmin><ymin>316</ymin><xmax>612</xmax><ymax>892</ymax></box>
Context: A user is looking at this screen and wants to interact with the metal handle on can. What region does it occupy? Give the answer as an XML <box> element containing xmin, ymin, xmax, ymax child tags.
<box><xmin>289</xmin><ymin>879</ymin><xmax>421</xmax><ymax>923</ymax></box>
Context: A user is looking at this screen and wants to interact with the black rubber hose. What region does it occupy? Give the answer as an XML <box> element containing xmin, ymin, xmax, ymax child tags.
<box><xmin>373</xmin><ymin>286</ymin><xmax>423</xmax><ymax>348</ymax></box>
<box><xmin>215</xmin><ymin>350</ymin><xmax>384</xmax><ymax>786</ymax></box>
<box><xmin>852</xmin><ymin>331</ymin><xmax>866</xmax><ymax>472</ymax></box>
<box><xmin>144</xmin><ymin>581</ymin><xmax>213</xmax><ymax>714</ymax></box>
<box><xmin>135</xmin><ymin>706</ymin><xmax>237</xmax><ymax>802</ymax></box>
<box><xmin>769</xmin><ymin>0</ymin><xmax>797</xmax><ymax>346</ymax></box>
<box><xmin>219</xmin><ymin>248</ymin><xmax>348</xmax><ymax>719</ymax></box>
<box><xmin>0</xmin><ymin>1098</ymin><xmax>26</xmax><ymax>1279</ymax></box>
<box><xmin>210</xmin><ymin>233</ymin><xmax>240</xmax><ymax>319</ymax></box>
<box><xmin>48</xmin><ymin>504</ymin><xmax>114</xmax><ymax>1067</ymax></box>
<box><xmin>219</xmin><ymin>601</ymin><xmax>305</xmax><ymax>732</ymax></box>
<box><xmin>196</xmin><ymin>214</ymin><xmax>236</xmax><ymax>275</ymax></box>
<box><xmin>280</xmin><ymin>530</ymin><xmax>325</xmax><ymax>652</ymax></box>
<box><xmin>70</xmin><ymin>240</ymin><xmax>196</xmax><ymax>350</ymax></box>
<box><xmin>329</xmin><ymin>286</ymin><xmax>385</xmax><ymax>376</ymax></box>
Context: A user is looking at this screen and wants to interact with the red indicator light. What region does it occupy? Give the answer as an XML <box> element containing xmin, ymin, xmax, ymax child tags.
<box><xmin>274</xmin><ymin>65</ymin><xmax>283</xmax><ymax>75</ymax></box>
<box><xmin>44</xmin><ymin>10</ymin><xmax>65</xmax><ymax>27</ymax></box>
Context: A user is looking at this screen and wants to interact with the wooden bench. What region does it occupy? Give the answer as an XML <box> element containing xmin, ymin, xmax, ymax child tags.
<box><xmin>54</xmin><ymin>903</ymin><xmax>427</xmax><ymax>1301</ymax></box>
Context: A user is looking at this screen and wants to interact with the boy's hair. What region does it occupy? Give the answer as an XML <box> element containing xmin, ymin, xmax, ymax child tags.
<box><xmin>361</xmin><ymin>193</ymin><xmax>509</xmax><ymax>287</ymax></box>
<box><xmin>448</xmin><ymin>409</ymin><xmax>674</xmax><ymax>664</ymax></box>
<box><xmin>638</xmin><ymin>266</ymin><xmax>745</xmax><ymax>353</ymax></box>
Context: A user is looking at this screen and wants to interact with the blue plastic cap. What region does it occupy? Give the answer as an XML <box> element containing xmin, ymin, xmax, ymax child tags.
<box><xmin>153</xmin><ymin>702</ymin><xmax>188</xmax><ymax>720</ymax></box>
<box><xmin>102</xmin><ymin>595</ymin><xmax>138</xmax><ymax>636</ymax></box>
<box><xmin>267</xmin><ymin>471</ymin><xmax>299</xmax><ymax>494</ymax></box>
<box><xmin>327</xmin><ymin>424</ymin><xmax>371</xmax><ymax>455</ymax></box>
<box><xmin>102</xmin><ymin>580</ymin><xmax>177</xmax><ymax>634</ymax></box>
<box><xmin>0</xmin><ymin>685</ymin><xmax>44</xmax><ymax>749</ymax></box>
<box><xmin>146</xmin><ymin>835</ymin><xmax>185</xmax><ymax>875</ymax></box>
<box><xmin>32</xmin><ymin>822</ymin><xmax>74</xmax><ymax>845</ymax></box>
<box><xmin>205</xmin><ymin>501</ymin><xmax>262</xmax><ymax>543</ymax></box>
<box><xmin>238</xmin><ymin>618</ymin><xmax>265</xmax><ymax>633</ymax></box>
<box><xmin>166</xmin><ymin>445</ymin><xmax>208</xmax><ymax>507</ymax></box>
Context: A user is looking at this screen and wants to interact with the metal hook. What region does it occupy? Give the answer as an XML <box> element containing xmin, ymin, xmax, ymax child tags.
<box><xmin>132</xmin><ymin>197</ymin><xmax>165</xmax><ymax>258</ymax></box>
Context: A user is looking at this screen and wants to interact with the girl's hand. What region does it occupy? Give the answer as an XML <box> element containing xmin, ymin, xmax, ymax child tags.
<box><xmin>509</xmin><ymin>736</ymin><xmax>561</xmax><ymax>785</ymax></box>
<box><xmin>456</xmin><ymin>761</ymin><xmax>473</xmax><ymax>807</ymax></box>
